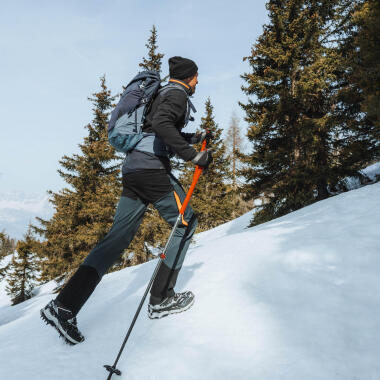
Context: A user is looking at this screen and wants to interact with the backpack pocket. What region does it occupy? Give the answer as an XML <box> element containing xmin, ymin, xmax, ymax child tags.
<box><xmin>108</xmin><ymin>108</ymin><xmax>145</xmax><ymax>153</ymax></box>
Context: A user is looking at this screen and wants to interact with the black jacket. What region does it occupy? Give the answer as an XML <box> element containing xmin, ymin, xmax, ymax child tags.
<box><xmin>144</xmin><ymin>81</ymin><xmax>197</xmax><ymax>161</ymax></box>
<box><xmin>122</xmin><ymin>80</ymin><xmax>197</xmax><ymax>174</ymax></box>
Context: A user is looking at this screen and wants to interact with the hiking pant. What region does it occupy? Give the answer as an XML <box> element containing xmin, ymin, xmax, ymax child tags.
<box><xmin>56</xmin><ymin>172</ymin><xmax>198</xmax><ymax>316</ymax></box>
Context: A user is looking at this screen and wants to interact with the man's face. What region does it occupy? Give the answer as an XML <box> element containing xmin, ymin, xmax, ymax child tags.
<box><xmin>188</xmin><ymin>72</ymin><xmax>198</xmax><ymax>94</ymax></box>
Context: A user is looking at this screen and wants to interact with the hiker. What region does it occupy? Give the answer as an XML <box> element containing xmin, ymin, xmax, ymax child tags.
<box><xmin>40</xmin><ymin>56</ymin><xmax>213</xmax><ymax>345</ymax></box>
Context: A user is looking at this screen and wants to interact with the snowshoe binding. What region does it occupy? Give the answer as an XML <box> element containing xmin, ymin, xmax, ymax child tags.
<box><xmin>148</xmin><ymin>291</ymin><xmax>195</xmax><ymax>319</ymax></box>
<box><xmin>40</xmin><ymin>299</ymin><xmax>84</xmax><ymax>345</ymax></box>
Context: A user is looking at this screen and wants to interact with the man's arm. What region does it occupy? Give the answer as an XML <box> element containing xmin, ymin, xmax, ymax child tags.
<box><xmin>151</xmin><ymin>90</ymin><xmax>197</xmax><ymax>161</ymax></box>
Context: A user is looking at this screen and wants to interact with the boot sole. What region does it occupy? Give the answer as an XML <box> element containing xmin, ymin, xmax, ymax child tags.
<box><xmin>148</xmin><ymin>297</ymin><xmax>195</xmax><ymax>320</ymax></box>
<box><xmin>40</xmin><ymin>308</ymin><xmax>84</xmax><ymax>345</ymax></box>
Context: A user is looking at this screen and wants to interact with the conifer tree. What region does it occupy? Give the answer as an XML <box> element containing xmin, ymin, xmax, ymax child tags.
<box><xmin>240</xmin><ymin>0</ymin><xmax>355</xmax><ymax>226</ymax></box>
<box><xmin>0</xmin><ymin>231</ymin><xmax>16</xmax><ymax>279</ymax></box>
<box><xmin>335</xmin><ymin>0</ymin><xmax>380</xmax><ymax>175</ymax></box>
<box><xmin>180</xmin><ymin>99</ymin><xmax>234</xmax><ymax>231</ymax></box>
<box><xmin>33</xmin><ymin>77</ymin><xmax>120</xmax><ymax>281</ymax></box>
<box><xmin>0</xmin><ymin>230</ymin><xmax>16</xmax><ymax>258</ymax></box>
<box><xmin>6</xmin><ymin>228</ymin><xmax>38</xmax><ymax>305</ymax></box>
<box><xmin>0</xmin><ymin>262</ymin><xmax>6</xmax><ymax>280</ymax></box>
<box><xmin>351</xmin><ymin>0</ymin><xmax>380</xmax><ymax>145</ymax></box>
<box><xmin>225</xmin><ymin>113</ymin><xmax>251</xmax><ymax>217</ymax></box>
<box><xmin>139</xmin><ymin>25</ymin><xmax>165</xmax><ymax>73</ymax></box>
<box><xmin>225</xmin><ymin>113</ymin><xmax>244</xmax><ymax>192</ymax></box>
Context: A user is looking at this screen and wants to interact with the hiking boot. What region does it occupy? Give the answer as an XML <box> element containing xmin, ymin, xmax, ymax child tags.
<box><xmin>148</xmin><ymin>291</ymin><xmax>195</xmax><ymax>319</ymax></box>
<box><xmin>40</xmin><ymin>299</ymin><xmax>84</xmax><ymax>345</ymax></box>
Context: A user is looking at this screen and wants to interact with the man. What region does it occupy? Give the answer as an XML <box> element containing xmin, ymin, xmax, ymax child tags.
<box><xmin>40</xmin><ymin>56</ymin><xmax>213</xmax><ymax>345</ymax></box>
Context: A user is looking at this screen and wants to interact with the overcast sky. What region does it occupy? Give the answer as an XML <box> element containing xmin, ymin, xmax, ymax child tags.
<box><xmin>0</xmin><ymin>0</ymin><xmax>268</xmax><ymax>194</ymax></box>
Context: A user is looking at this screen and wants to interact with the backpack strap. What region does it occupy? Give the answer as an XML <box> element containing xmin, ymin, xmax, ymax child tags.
<box><xmin>158</xmin><ymin>83</ymin><xmax>197</xmax><ymax>126</ymax></box>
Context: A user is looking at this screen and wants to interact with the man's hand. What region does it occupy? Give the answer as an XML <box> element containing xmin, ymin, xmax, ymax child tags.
<box><xmin>191</xmin><ymin>150</ymin><xmax>213</xmax><ymax>168</ymax></box>
<box><xmin>189</xmin><ymin>130</ymin><xmax>213</xmax><ymax>145</ymax></box>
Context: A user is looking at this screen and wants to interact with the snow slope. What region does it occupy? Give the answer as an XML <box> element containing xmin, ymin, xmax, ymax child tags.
<box><xmin>0</xmin><ymin>182</ymin><xmax>379</xmax><ymax>380</ymax></box>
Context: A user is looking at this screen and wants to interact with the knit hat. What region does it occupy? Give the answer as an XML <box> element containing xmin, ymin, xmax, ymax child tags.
<box><xmin>168</xmin><ymin>56</ymin><xmax>198</xmax><ymax>80</ymax></box>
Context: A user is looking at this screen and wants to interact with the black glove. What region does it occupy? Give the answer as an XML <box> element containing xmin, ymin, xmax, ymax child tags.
<box><xmin>191</xmin><ymin>150</ymin><xmax>213</xmax><ymax>168</ymax></box>
<box><xmin>189</xmin><ymin>130</ymin><xmax>213</xmax><ymax>145</ymax></box>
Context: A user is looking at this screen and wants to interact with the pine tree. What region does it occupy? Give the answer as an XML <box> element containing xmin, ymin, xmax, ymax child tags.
<box><xmin>180</xmin><ymin>98</ymin><xmax>234</xmax><ymax>231</ymax></box>
<box><xmin>139</xmin><ymin>25</ymin><xmax>165</xmax><ymax>73</ymax></box>
<box><xmin>225</xmin><ymin>113</ymin><xmax>251</xmax><ymax>217</ymax></box>
<box><xmin>240</xmin><ymin>0</ymin><xmax>355</xmax><ymax>226</ymax></box>
<box><xmin>334</xmin><ymin>0</ymin><xmax>380</xmax><ymax>177</ymax></box>
<box><xmin>33</xmin><ymin>77</ymin><xmax>120</xmax><ymax>281</ymax></box>
<box><xmin>0</xmin><ymin>230</ymin><xmax>16</xmax><ymax>258</ymax></box>
<box><xmin>351</xmin><ymin>0</ymin><xmax>380</xmax><ymax>145</ymax></box>
<box><xmin>0</xmin><ymin>231</ymin><xmax>16</xmax><ymax>279</ymax></box>
<box><xmin>6</xmin><ymin>228</ymin><xmax>38</xmax><ymax>305</ymax></box>
<box><xmin>225</xmin><ymin>113</ymin><xmax>244</xmax><ymax>192</ymax></box>
<box><xmin>0</xmin><ymin>262</ymin><xmax>6</xmax><ymax>280</ymax></box>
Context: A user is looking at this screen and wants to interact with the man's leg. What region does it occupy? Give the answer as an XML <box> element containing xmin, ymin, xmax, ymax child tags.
<box><xmin>150</xmin><ymin>174</ymin><xmax>198</xmax><ymax>304</ymax></box>
<box><xmin>56</xmin><ymin>196</ymin><xmax>147</xmax><ymax>316</ymax></box>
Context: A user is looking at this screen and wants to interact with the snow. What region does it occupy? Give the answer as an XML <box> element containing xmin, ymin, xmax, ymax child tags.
<box><xmin>343</xmin><ymin>161</ymin><xmax>380</xmax><ymax>191</ymax></box>
<box><xmin>0</xmin><ymin>182</ymin><xmax>379</xmax><ymax>379</ymax></box>
<box><xmin>363</xmin><ymin>161</ymin><xmax>380</xmax><ymax>181</ymax></box>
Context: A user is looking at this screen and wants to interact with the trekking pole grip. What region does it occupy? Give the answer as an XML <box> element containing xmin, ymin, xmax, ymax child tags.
<box><xmin>179</xmin><ymin>139</ymin><xmax>207</xmax><ymax>215</ymax></box>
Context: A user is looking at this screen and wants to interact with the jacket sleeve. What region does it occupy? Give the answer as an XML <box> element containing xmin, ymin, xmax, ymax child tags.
<box><xmin>151</xmin><ymin>90</ymin><xmax>197</xmax><ymax>161</ymax></box>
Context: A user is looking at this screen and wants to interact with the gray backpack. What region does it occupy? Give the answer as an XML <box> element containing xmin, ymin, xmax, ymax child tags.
<box><xmin>108</xmin><ymin>71</ymin><xmax>196</xmax><ymax>156</ymax></box>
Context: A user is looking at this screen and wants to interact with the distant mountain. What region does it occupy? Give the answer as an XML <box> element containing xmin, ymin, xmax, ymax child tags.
<box><xmin>0</xmin><ymin>192</ymin><xmax>53</xmax><ymax>240</ymax></box>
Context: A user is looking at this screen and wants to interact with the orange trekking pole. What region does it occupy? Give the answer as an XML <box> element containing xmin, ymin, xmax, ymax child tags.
<box><xmin>104</xmin><ymin>140</ymin><xmax>207</xmax><ymax>379</ymax></box>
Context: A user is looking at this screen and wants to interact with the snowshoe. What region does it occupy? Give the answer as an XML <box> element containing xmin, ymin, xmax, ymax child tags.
<box><xmin>40</xmin><ymin>299</ymin><xmax>84</xmax><ymax>345</ymax></box>
<box><xmin>148</xmin><ymin>291</ymin><xmax>195</xmax><ymax>319</ymax></box>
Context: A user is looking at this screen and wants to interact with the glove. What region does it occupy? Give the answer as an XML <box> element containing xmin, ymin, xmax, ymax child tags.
<box><xmin>189</xmin><ymin>130</ymin><xmax>213</xmax><ymax>145</ymax></box>
<box><xmin>191</xmin><ymin>150</ymin><xmax>213</xmax><ymax>168</ymax></box>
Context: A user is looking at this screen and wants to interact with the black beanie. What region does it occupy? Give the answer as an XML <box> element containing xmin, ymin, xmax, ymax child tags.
<box><xmin>168</xmin><ymin>56</ymin><xmax>198</xmax><ymax>80</ymax></box>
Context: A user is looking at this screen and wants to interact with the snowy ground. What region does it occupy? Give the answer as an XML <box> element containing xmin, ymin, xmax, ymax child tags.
<box><xmin>344</xmin><ymin>161</ymin><xmax>380</xmax><ymax>190</ymax></box>
<box><xmin>0</xmin><ymin>182</ymin><xmax>379</xmax><ymax>380</ymax></box>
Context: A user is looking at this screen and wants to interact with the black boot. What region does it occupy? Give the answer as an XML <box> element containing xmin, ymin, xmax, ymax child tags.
<box><xmin>41</xmin><ymin>265</ymin><xmax>101</xmax><ymax>344</ymax></box>
<box><xmin>40</xmin><ymin>299</ymin><xmax>85</xmax><ymax>345</ymax></box>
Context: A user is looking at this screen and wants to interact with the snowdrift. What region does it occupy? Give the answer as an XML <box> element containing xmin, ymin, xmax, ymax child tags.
<box><xmin>0</xmin><ymin>182</ymin><xmax>379</xmax><ymax>380</ymax></box>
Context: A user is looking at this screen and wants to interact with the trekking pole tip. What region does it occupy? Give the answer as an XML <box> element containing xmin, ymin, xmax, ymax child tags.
<box><xmin>104</xmin><ymin>364</ymin><xmax>122</xmax><ymax>377</ymax></box>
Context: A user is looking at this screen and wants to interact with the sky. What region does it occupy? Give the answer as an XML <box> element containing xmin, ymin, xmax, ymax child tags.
<box><xmin>0</xmin><ymin>0</ymin><xmax>268</xmax><ymax>195</ymax></box>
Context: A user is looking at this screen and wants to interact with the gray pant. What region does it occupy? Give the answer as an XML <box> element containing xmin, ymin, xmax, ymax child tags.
<box><xmin>83</xmin><ymin>175</ymin><xmax>197</xmax><ymax>278</ymax></box>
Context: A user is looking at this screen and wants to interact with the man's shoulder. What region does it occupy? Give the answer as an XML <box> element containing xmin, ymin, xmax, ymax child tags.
<box><xmin>159</xmin><ymin>85</ymin><xmax>188</xmax><ymax>103</ymax></box>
